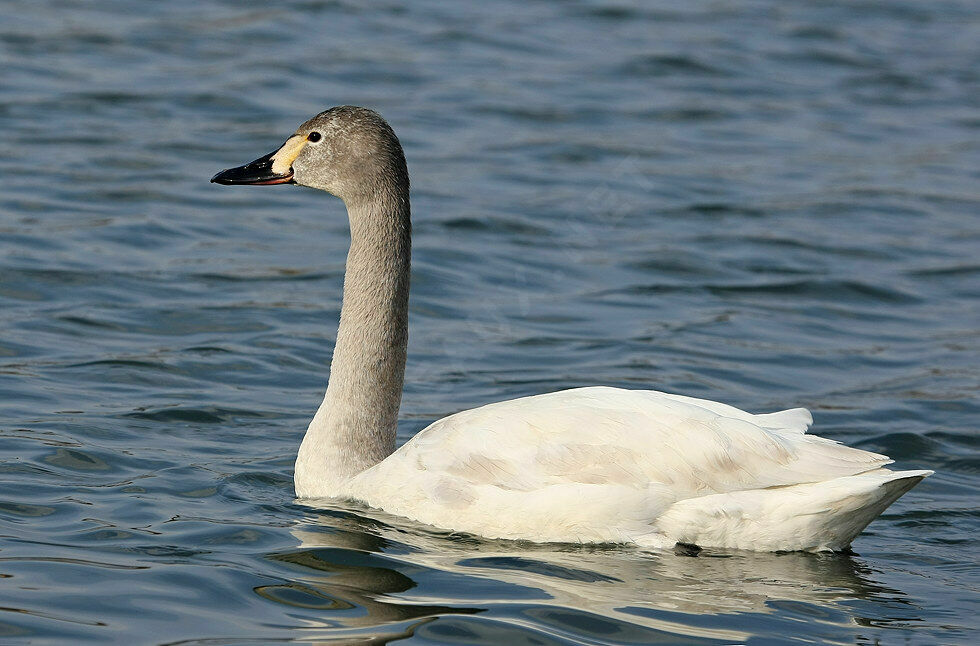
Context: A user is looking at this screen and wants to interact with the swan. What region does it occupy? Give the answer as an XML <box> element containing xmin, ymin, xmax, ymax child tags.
<box><xmin>212</xmin><ymin>106</ymin><xmax>932</xmax><ymax>552</ymax></box>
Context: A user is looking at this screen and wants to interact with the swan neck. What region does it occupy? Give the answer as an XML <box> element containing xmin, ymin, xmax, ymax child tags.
<box><xmin>297</xmin><ymin>186</ymin><xmax>411</xmax><ymax>496</ymax></box>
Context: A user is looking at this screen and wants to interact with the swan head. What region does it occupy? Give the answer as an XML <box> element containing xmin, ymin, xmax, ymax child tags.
<box><xmin>211</xmin><ymin>106</ymin><xmax>408</xmax><ymax>204</ymax></box>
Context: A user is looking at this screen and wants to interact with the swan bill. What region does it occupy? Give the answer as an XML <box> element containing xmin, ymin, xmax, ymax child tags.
<box><xmin>211</xmin><ymin>149</ymin><xmax>295</xmax><ymax>185</ymax></box>
<box><xmin>212</xmin><ymin>134</ymin><xmax>309</xmax><ymax>185</ymax></box>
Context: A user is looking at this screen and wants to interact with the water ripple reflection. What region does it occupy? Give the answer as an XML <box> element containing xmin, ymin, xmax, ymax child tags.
<box><xmin>286</xmin><ymin>507</ymin><xmax>919</xmax><ymax>644</ymax></box>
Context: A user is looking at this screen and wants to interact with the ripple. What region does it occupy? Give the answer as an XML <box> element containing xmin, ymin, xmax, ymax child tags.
<box><xmin>0</xmin><ymin>556</ymin><xmax>148</xmax><ymax>571</ymax></box>
<box><xmin>0</xmin><ymin>606</ymin><xmax>106</xmax><ymax>628</ymax></box>
<box><xmin>618</xmin><ymin>54</ymin><xmax>732</xmax><ymax>78</ymax></box>
<box><xmin>458</xmin><ymin>556</ymin><xmax>621</xmax><ymax>584</ymax></box>
<box><xmin>43</xmin><ymin>448</ymin><xmax>110</xmax><ymax>472</ymax></box>
<box><xmin>123</xmin><ymin>406</ymin><xmax>273</xmax><ymax>424</ymax></box>
<box><xmin>0</xmin><ymin>501</ymin><xmax>56</xmax><ymax>518</ymax></box>
<box><xmin>253</xmin><ymin>583</ymin><xmax>355</xmax><ymax>610</ymax></box>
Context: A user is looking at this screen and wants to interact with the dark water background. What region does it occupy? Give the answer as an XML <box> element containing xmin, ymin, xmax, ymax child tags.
<box><xmin>1</xmin><ymin>1</ymin><xmax>978</xmax><ymax>643</ymax></box>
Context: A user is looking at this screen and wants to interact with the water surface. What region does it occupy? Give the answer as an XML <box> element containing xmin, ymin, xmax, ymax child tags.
<box><xmin>0</xmin><ymin>0</ymin><xmax>978</xmax><ymax>643</ymax></box>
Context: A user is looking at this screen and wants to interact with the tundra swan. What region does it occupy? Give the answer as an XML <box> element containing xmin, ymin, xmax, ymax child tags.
<box><xmin>212</xmin><ymin>106</ymin><xmax>931</xmax><ymax>551</ymax></box>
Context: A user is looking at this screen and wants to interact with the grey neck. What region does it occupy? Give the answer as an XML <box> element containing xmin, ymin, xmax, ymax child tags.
<box><xmin>295</xmin><ymin>188</ymin><xmax>411</xmax><ymax>496</ymax></box>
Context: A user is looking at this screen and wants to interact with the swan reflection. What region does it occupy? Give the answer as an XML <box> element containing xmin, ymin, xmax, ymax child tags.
<box><xmin>275</xmin><ymin>502</ymin><xmax>909</xmax><ymax>643</ymax></box>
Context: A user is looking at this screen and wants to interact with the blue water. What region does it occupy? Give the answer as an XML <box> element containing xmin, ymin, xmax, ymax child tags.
<box><xmin>1</xmin><ymin>1</ymin><xmax>978</xmax><ymax>643</ymax></box>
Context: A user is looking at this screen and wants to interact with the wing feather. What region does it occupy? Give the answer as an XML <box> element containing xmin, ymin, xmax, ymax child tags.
<box><xmin>395</xmin><ymin>387</ymin><xmax>888</xmax><ymax>497</ymax></box>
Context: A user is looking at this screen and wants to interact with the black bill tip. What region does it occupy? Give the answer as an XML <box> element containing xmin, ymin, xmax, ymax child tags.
<box><xmin>211</xmin><ymin>150</ymin><xmax>294</xmax><ymax>185</ymax></box>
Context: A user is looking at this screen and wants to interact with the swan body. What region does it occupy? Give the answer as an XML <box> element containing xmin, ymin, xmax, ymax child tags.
<box><xmin>335</xmin><ymin>387</ymin><xmax>929</xmax><ymax>551</ymax></box>
<box><xmin>212</xmin><ymin>106</ymin><xmax>932</xmax><ymax>552</ymax></box>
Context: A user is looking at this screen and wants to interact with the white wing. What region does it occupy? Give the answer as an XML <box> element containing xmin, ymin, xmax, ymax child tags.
<box><xmin>342</xmin><ymin>387</ymin><xmax>893</xmax><ymax>544</ymax></box>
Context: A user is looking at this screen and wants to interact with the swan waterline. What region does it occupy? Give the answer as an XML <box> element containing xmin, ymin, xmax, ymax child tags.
<box><xmin>211</xmin><ymin>106</ymin><xmax>931</xmax><ymax>552</ymax></box>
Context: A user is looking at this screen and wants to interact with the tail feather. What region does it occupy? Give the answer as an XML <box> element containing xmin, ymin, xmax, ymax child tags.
<box><xmin>813</xmin><ymin>469</ymin><xmax>932</xmax><ymax>550</ymax></box>
<box><xmin>650</xmin><ymin>469</ymin><xmax>933</xmax><ymax>552</ymax></box>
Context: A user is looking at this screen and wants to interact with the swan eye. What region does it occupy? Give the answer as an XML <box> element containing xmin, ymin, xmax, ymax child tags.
<box><xmin>307</xmin><ymin>132</ymin><xmax>322</xmax><ymax>142</ymax></box>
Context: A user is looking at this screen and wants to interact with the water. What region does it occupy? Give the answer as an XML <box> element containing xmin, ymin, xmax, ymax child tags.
<box><xmin>1</xmin><ymin>0</ymin><xmax>977</xmax><ymax>643</ymax></box>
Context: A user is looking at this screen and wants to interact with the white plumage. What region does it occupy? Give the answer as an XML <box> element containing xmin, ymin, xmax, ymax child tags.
<box><xmin>331</xmin><ymin>387</ymin><xmax>929</xmax><ymax>551</ymax></box>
